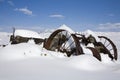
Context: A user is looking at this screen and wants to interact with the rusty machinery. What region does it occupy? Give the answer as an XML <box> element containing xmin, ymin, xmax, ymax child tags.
<box><xmin>43</xmin><ymin>29</ymin><xmax>118</xmax><ymax>61</ymax></box>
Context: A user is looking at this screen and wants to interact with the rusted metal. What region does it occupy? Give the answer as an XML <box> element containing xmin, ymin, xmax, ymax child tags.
<box><xmin>9</xmin><ymin>28</ymin><xmax>118</xmax><ymax>61</ymax></box>
<box><xmin>43</xmin><ymin>29</ymin><xmax>84</xmax><ymax>57</ymax></box>
<box><xmin>44</xmin><ymin>29</ymin><xmax>65</xmax><ymax>50</ymax></box>
<box><xmin>83</xmin><ymin>35</ymin><xmax>117</xmax><ymax>61</ymax></box>
<box><xmin>44</xmin><ymin>29</ymin><xmax>118</xmax><ymax>61</ymax></box>
<box><xmin>87</xmin><ymin>47</ymin><xmax>101</xmax><ymax>61</ymax></box>
<box><xmin>98</xmin><ymin>36</ymin><xmax>117</xmax><ymax>60</ymax></box>
<box><xmin>71</xmin><ymin>34</ymin><xmax>84</xmax><ymax>55</ymax></box>
<box><xmin>10</xmin><ymin>35</ymin><xmax>44</xmax><ymax>44</ymax></box>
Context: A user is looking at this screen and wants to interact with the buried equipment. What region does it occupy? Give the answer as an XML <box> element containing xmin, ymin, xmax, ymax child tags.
<box><xmin>43</xmin><ymin>29</ymin><xmax>118</xmax><ymax>61</ymax></box>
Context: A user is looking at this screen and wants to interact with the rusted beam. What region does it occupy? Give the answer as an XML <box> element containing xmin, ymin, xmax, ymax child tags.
<box><xmin>87</xmin><ymin>47</ymin><xmax>101</xmax><ymax>61</ymax></box>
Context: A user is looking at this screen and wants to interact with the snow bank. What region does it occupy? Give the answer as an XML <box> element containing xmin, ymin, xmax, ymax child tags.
<box><xmin>0</xmin><ymin>43</ymin><xmax>66</xmax><ymax>61</ymax></box>
<box><xmin>0</xmin><ymin>43</ymin><xmax>41</xmax><ymax>61</ymax></box>
<box><xmin>68</xmin><ymin>55</ymin><xmax>105</xmax><ymax>71</ymax></box>
<box><xmin>0</xmin><ymin>32</ymin><xmax>10</xmax><ymax>45</ymax></box>
<box><xmin>0</xmin><ymin>29</ymin><xmax>120</xmax><ymax>80</ymax></box>
<box><xmin>15</xmin><ymin>29</ymin><xmax>43</xmax><ymax>39</ymax></box>
<box><xmin>0</xmin><ymin>42</ymin><xmax>116</xmax><ymax>71</ymax></box>
<box><xmin>58</xmin><ymin>24</ymin><xmax>75</xmax><ymax>33</ymax></box>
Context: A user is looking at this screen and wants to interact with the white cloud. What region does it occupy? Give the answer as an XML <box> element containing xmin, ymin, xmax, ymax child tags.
<box><xmin>8</xmin><ymin>1</ymin><xmax>14</xmax><ymax>6</ymax></box>
<box><xmin>49</xmin><ymin>14</ymin><xmax>64</xmax><ymax>18</ymax></box>
<box><xmin>97</xmin><ymin>23</ymin><xmax>120</xmax><ymax>30</ymax></box>
<box><xmin>14</xmin><ymin>7</ymin><xmax>33</xmax><ymax>16</ymax></box>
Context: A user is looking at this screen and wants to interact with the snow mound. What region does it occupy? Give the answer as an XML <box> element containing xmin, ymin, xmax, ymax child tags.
<box><xmin>69</xmin><ymin>55</ymin><xmax>106</xmax><ymax>71</ymax></box>
<box><xmin>0</xmin><ymin>43</ymin><xmax>41</xmax><ymax>61</ymax></box>
<box><xmin>58</xmin><ymin>24</ymin><xmax>75</xmax><ymax>33</ymax></box>
<box><xmin>15</xmin><ymin>29</ymin><xmax>42</xmax><ymax>39</ymax></box>
<box><xmin>0</xmin><ymin>32</ymin><xmax>10</xmax><ymax>45</ymax></box>
<box><xmin>101</xmin><ymin>54</ymin><xmax>115</xmax><ymax>63</ymax></box>
<box><xmin>0</xmin><ymin>43</ymin><xmax>66</xmax><ymax>61</ymax></box>
<box><xmin>84</xmin><ymin>29</ymin><xmax>100</xmax><ymax>42</ymax></box>
<box><xmin>27</xmin><ymin>39</ymin><xmax>35</xmax><ymax>44</ymax></box>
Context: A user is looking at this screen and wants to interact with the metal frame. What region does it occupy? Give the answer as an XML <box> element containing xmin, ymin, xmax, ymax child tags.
<box><xmin>44</xmin><ymin>29</ymin><xmax>118</xmax><ymax>61</ymax></box>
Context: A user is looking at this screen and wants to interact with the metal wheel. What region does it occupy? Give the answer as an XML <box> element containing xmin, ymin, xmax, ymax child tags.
<box><xmin>44</xmin><ymin>29</ymin><xmax>84</xmax><ymax>57</ymax></box>
<box><xmin>98</xmin><ymin>36</ymin><xmax>117</xmax><ymax>60</ymax></box>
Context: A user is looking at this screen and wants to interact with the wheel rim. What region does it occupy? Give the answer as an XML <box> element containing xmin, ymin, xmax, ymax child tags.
<box><xmin>44</xmin><ymin>29</ymin><xmax>83</xmax><ymax>57</ymax></box>
<box><xmin>98</xmin><ymin>36</ymin><xmax>117</xmax><ymax>60</ymax></box>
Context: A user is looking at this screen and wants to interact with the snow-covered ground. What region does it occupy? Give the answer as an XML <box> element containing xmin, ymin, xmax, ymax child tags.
<box><xmin>0</xmin><ymin>32</ymin><xmax>10</xmax><ymax>46</ymax></box>
<box><xmin>0</xmin><ymin>26</ymin><xmax>120</xmax><ymax>80</ymax></box>
<box><xmin>15</xmin><ymin>29</ymin><xmax>43</xmax><ymax>39</ymax></box>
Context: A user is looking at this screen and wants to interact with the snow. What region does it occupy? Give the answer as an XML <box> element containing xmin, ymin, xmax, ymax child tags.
<box><xmin>81</xmin><ymin>45</ymin><xmax>93</xmax><ymax>55</ymax></box>
<box><xmin>0</xmin><ymin>42</ymin><xmax>67</xmax><ymax>61</ymax></box>
<box><xmin>69</xmin><ymin>55</ymin><xmax>108</xmax><ymax>71</ymax></box>
<box><xmin>0</xmin><ymin>27</ymin><xmax>120</xmax><ymax>80</ymax></box>
<box><xmin>58</xmin><ymin>24</ymin><xmax>75</xmax><ymax>33</ymax></box>
<box><xmin>0</xmin><ymin>32</ymin><xmax>10</xmax><ymax>45</ymax></box>
<box><xmin>15</xmin><ymin>29</ymin><xmax>43</xmax><ymax>39</ymax></box>
<box><xmin>84</xmin><ymin>29</ymin><xmax>100</xmax><ymax>42</ymax></box>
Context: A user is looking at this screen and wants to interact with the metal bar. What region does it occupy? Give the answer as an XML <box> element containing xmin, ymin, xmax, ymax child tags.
<box><xmin>106</xmin><ymin>43</ymin><xmax>110</xmax><ymax>47</ymax></box>
<box><xmin>65</xmin><ymin>41</ymin><xmax>74</xmax><ymax>50</ymax></box>
<box><xmin>62</xmin><ymin>35</ymin><xmax>71</xmax><ymax>48</ymax></box>
<box><xmin>104</xmin><ymin>39</ymin><xmax>107</xmax><ymax>45</ymax></box>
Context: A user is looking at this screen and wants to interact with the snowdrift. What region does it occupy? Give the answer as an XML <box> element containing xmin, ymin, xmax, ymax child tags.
<box><xmin>0</xmin><ymin>25</ymin><xmax>120</xmax><ymax>80</ymax></box>
<box><xmin>15</xmin><ymin>29</ymin><xmax>42</xmax><ymax>38</ymax></box>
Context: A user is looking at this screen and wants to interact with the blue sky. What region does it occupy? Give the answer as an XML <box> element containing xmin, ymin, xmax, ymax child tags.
<box><xmin>0</xmin><ymin>0</ymin><xmax>120</xmax><ymax>32</ymax></box>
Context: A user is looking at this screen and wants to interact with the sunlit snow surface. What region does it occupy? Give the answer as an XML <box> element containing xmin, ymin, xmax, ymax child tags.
<box><xmin>0</xmin><ymin>28</ymin><xmax>120</xmax><ymax>80</ymax></box>
<box><xmin>15</xmin><ymin>29</ymin><xmax>43</xmax><ymax>38</ymax></box>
